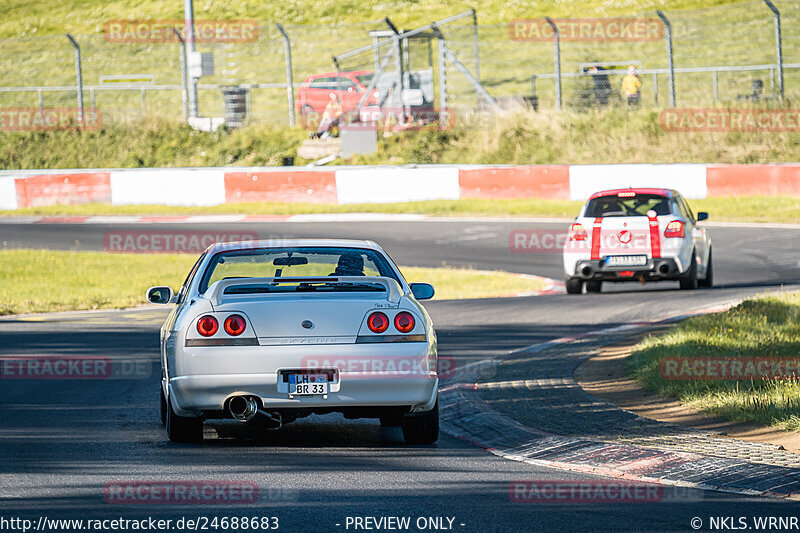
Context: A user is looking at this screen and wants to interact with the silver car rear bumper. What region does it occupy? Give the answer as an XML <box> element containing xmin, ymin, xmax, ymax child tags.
<box><xmin>167</xmin><ymin>342</ymin><xmax>438</xmax><ymax>417</ymax></box>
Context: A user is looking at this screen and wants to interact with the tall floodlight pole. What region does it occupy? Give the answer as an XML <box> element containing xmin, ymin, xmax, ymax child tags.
<box><xmin>66</xmin><ymin>34</ymin><xmax>84</xmax><ymax>121</ymax></box>
<box><xmin>184</xmin><ymin>0</ymin><xmax>199</xmax><ymax>118</ymax></box>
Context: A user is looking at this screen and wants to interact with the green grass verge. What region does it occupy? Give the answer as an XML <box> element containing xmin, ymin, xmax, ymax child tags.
<box><xmin>691</xmin><ymin>197</ymin><xmax>800</xmax><ymax>224</ymax></box>
<box><xmin>0</xmin><ymin>198</ymin><xmax>584</xmax><ymax>218</ymax></box>
<box><xmin>0</xmin><ymin>120</ymin><xmax>307</xmax><ymax>169</ymax></box>
<box><xmin>4</xmin><ymin>196</ymin><xmax>799</xmax><ymax>224</ymax></box>
<box><xmin>0</xmin><ymin>249</ymin><xmax>546</xmax><ymax>315</ymax></box>
<box><xmin>628</xmin><ymin>291</ymin><xmax>800</xmax><ymax>432</ymax></box>
<box><xmin>0</xmin><ymin>0</ymin><xmax>743</xmax><ymax>38</ymax></box>
<box><xmin>5</xmin><ymin>109</ymin><xmax>800</xmax><ymax>170</ymax></box>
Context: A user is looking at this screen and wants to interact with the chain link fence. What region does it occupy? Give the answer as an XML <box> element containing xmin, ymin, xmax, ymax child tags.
<box><xmin>0</xmin><ymin>1</ymin><xmax>798</xmax><ymax>127</ymax></box>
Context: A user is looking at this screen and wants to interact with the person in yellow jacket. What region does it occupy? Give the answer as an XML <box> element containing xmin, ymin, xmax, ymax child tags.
<box><xmin>313</xmin><ymin>93</ymin><xmax>343</xmax><ymax>139</ymax></box>
<box><xmin>621</xmin><ymin>66</ymin><xmax>642</xmax><ymax>108</ymax></box>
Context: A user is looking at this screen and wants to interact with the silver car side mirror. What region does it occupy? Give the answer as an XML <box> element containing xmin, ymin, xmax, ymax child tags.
<box><xmin>146</xmin><ymin>286</ymin><xmax>175</xmax><ymax>304</ymax></box>
<box><xmin>410</xmin><ymin>283</ymin><xmax>435</xmax><ymax>300</ymax></box>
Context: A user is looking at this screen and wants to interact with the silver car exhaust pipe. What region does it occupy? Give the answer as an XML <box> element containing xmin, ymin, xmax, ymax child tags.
<box><xmin>227</xmin><ymin>396</ymin><xmax>282</xmax><ymax>429</ymax></box>
<box><xmin>657</xmin><ymin>262</ymin><xmax>672</xmax><ymax>276</ymax></box>
<box><xmin>580</xmin><ymin>265</ymin><xmax>594</xmax><ymax>279</ymax></box>
<box><xmin>228</xmin><ymin>395</ymin><xmax>259</xmax><ymax>422</ymax></box>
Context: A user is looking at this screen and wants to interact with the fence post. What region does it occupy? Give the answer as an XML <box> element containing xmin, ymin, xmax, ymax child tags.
<box><xmin>712</xmin><ymin>71</ymin><xmax>718</xmax><ymax>101</ymax></box>
<box><xmin>141</xmin><ymin>88</ymin><xmax>147</xmax><ymax>117</ymax></box>
<box><xmin>183</xmin><ymin>0</ymin><xmax>199</xmax><ymax>118</ymax></box>
<box><xmin>65</xmin><ymin>34</ymin><xmax>84</xmax><ymax>121</ymax></box>
<box><xmin>382</xmin><ymin>19</ymin><xmax>407</xmax><ymax>115</ymax></box>
<box><xmin>276</xmin><ymin>24</ymin><xmax>295</xmax><ymax>126</ymax></box>
<box><xmin>37</xmin><ymin>89</ymin><xmax>44</xmax><ymax>113</ymax></box>
<box><xmin>471</xmin><ymin>8</ymin><xmax>481</xmax><ymax>107</ymax></box>
<box><xmin>372</xmin><ymin>35</ymin><xmax>381</xmax><ymax>72</ymax></box>
<box><xmin>763</xmin><ymin>0</ymin><xmax>783</xmax><ymax>99</ymax></box>
<box><xmin>652</xmin><ymin>72</ymin><xmax>658</xmax><ymax>106</ymax></box>
<box><xmin>656</xmin><ymin>11</ymin><xmax>675</xmax><ymax>107</ymax></box>
<box><xmin>545</xmin><ymin>18</ymin><xmax>561</xmax><ymax>110</ymax></box>
<box><xmin>770</xmin><ymin>67</ymin><xmax>776</xmax><ymax>97</ymax></box>
<box><xmin>172</xmin><ymin>28</ymin><xmax>189</xmax><ymax>122</ymax></box>
<box><xmin>395</xmin><ymin>38</ymin><xmax>405</xmax><ymax>114</ymax></box>
<box><xmin>438</xmin><ymin>36</ymin><xmax>447</xmax><ymax>127</ymax></box>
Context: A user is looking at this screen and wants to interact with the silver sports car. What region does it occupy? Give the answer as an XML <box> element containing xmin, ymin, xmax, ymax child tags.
<box><xmin>146</xmin><ymin>239</ymin><xmax>439</xmax><ymax>444</ymax></box>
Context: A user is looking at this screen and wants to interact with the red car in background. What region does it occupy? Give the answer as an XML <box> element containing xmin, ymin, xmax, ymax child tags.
<box><xmin>296</xmin><ymin>70</ymin><xmax>380</xmax><ymax>115</ymax></box>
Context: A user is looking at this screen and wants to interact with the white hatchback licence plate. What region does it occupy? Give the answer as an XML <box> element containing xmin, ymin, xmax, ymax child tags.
<box><xmin>288</xmin><ymin>374</ymin><xmax>328</xmax><ymax>396</ymax></box>
<box><xmin>604</xmin><ymin>255</ymin><xmax>648</xmax><ymax>267</ymax></box>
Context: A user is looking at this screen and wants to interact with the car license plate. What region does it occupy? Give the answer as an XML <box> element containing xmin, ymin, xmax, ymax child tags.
<box><xmin>605</xmin><ymin>255</ymin><xmax>647</xmax><ymax>267</ymax></box>
<box><xmin>288</xmin><ymin>374</ymin><xmax>328</xmax><ymax>395</ymax></box>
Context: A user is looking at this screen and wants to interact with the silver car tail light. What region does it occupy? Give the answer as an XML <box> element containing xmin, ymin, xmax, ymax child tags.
<box><xmin>393</xmin><ymin>312</ymin><xmax>415</xmax><ymax>333</ymax></box>
<box><xmin>197</xmin><ymin>315</ymin><xmax>219</xmax><ymax>337</ymax></box>
<box><xmin>367</xmin><ymin>312</ymin><xmax>389</xmax><ymax>333</ymax></box>
<box><xmin>223</xmin><ymin>314</ymin><xmax>246</xmax><ymax>336</ymax></box>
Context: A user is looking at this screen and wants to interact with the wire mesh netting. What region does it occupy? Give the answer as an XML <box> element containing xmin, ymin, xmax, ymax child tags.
<box><xmin>0</xmin><ymin>1</ymin><xmax>798</xmax><ymax>126</ymax></box>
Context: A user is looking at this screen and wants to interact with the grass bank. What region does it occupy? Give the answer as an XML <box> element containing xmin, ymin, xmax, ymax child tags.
<box><xmin>0</xmin><ymin>249</ymin><xmax>546</xmax><ymax>315</ymax></box>
<box><xmin>0</xmin><ymin>0</ymin><xmax>744</xmax><ymax>38</ymax></box>
<box><xmin>628</xmin><ymin>291</ymin><xmax>800</xmax><ymax>432</ymax></box>
<box><xmin>4</xmin><ymin>109</ymin><xmax>800</xmax><ymax>170</ymax></box>
<box><xmin>4</xmin><ymin>197</ymin><xmax>799</xmax><ymax>224</ymax></box>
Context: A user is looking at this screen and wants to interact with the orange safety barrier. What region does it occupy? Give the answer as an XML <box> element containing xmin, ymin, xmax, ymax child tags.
<box><xmin>224</xmin><ymin>171</ymin><xmax>337</xmax><ymax>204</ymax></box>
<box><xmin>459</xmin><ymin>166</ymin><xmax>570</xmax><ymax>200</ymax></box>
<box><xmin>707</xmin><ymin>165</ymin><xmax>800</xmax><ymax>196</ymax></box>
<box><xmin>14</xmin><ymin>173</ymin><xmax>111</xmax><ymax>208</ymax></box>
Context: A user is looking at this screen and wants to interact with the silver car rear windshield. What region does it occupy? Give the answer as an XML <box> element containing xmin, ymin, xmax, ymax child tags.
<box><xmin>198</xmin><ymin>247</ymin><xmax>399</xmax><ymax>294</ymax></box>
<box><xmin>585</xmin><ymin>194</ymin><xmax>671</xmax><ymax>217</ymax></box>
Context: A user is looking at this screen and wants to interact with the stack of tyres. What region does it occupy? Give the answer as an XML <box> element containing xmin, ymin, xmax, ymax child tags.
<box><xmin>221</xmin><ymin>86</ymin><xmax>248</xmax><ymax>129</ymax></box>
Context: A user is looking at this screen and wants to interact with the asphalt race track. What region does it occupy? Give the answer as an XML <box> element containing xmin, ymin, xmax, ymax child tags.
<box><xmin>1</xmin><ymin>218</ymin><xmax>799</xmax><ymax>532</ymax></box>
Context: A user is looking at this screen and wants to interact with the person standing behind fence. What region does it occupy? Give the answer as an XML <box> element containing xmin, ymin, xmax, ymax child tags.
<box><xmin>588</xmin><ymin>66</ymin><xmax>612</xmax><ymax>106</ymax></box>
<box><xmin>312</xmin><ymin>93</ymin><xmax>343</xmax><ymax>140</ymax></box>
<box><xmin>622</xmin><ymin>66</ymin><xmax>642</xmax><ymax>108</ymax></box>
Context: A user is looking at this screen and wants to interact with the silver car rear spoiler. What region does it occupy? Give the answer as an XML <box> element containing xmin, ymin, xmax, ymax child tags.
<box><xmin>204</xmin><ymin>276</ymin><xmax>404</xmax><ymax>306</ymax></box>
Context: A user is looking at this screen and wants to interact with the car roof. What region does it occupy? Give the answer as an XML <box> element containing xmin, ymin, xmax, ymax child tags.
<box><xmin>206</xmin><ymin>239</ymin><xmax>382</xmax><ymax>254</ymax></box>
<box><xmin>588</xmin><ymin>188</ymin><xmax>676</xmax><ymax>200</ymax></box>
<box><xmin>305</xmin><ymin>70</ymin><xmax>373</xmax><ymax>79</ymax></box>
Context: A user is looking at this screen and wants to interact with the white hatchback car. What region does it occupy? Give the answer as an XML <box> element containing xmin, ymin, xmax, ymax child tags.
<box><xmin>147</xmin><ymin>239</ymin><xmax>439</xmax><ymax>444</ymax></box>
<box><xmin>563</xmin><ymin>188</ymin><xmax>712</xmax><ymax>293</ymax></box>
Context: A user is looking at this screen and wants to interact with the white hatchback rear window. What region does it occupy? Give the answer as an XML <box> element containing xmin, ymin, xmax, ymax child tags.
<box><xmin>585</xmin><ymin>194</ymin><xmax>671</xmax><ymax>217</ymax></box>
